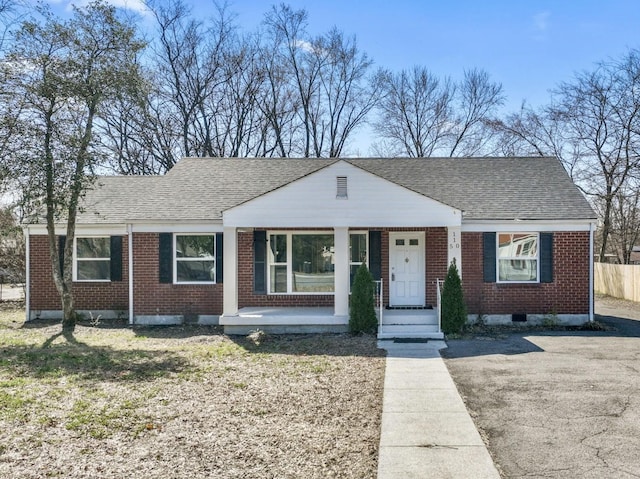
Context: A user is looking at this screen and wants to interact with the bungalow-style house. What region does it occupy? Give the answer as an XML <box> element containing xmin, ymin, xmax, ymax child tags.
<box><xmin>25</xmin><ymin>157</ymin><xmax>597</xmax><ymax>338</ymax></box>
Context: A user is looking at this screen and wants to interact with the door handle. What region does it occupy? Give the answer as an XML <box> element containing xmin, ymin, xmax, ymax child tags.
<box><xmin>392</xmin><ymin>273</ymin><xmax>395</xmax><ymax>281</ymax></box>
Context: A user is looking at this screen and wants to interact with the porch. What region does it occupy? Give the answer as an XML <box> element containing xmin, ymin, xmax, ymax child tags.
<box><xmin>219</xmin><ymin>305</ymin><xmax>444</xmax><ymax>339</ymax></box>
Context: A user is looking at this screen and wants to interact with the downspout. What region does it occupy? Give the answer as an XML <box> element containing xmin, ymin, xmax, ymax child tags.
<box><xmin>589</xmin><ymin>222</ymin><xmax>594</xmax><ymax>322</ymax></box>
<box><xmin>128</xmin><ymin>224</ymin><xmax>134</xmax><ymax>325</ymax></box>
<box><xmin>24</xmin><ymin>226</ymin><xmax>30</xmax><ymax>322</ymax></box>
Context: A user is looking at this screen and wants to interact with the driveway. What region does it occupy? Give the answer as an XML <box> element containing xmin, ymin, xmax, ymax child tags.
<box><xmin>442</xmin><ymin>297</ymin><xmax>640</xmax><ymax>478</ymax></box>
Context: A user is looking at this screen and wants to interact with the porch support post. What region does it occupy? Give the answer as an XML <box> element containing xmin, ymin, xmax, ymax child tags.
<box><xmin>447</xmin><ymin>225</ymin><xmax>462</xmax><ymax>277</ymax></box>
<box><xmin>334</xmin><ymin>227</ymin><xmax>349</xmax><ymax>317</ymax></box>
<box><xmin>223</xmin><ymin>226</ymin><xmax>238</xmax><ymax>316</ymax></box>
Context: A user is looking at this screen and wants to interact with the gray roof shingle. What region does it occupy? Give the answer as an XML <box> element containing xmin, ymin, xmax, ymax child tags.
<box><xmin>74</xmin><ymin>156</ymin><xmax>595</xmax><ymax>225</ymax></box>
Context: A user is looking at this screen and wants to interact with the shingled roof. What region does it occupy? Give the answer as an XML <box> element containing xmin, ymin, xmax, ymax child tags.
<box><xmin>74</xmin><ymin>156</ymin><xmax>595</xmax><ymax>225</ymax></box>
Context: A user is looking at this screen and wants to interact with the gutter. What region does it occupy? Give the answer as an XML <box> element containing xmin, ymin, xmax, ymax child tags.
<box><xmin>128</xmin><ymin>224</ymin><xmax>134</xmax><ymax>325</ymax></box>
<box><xmin>24</xmin><ymin>226</ymin><xmax>30</xmax><ymax>322</ymax></box>
<box><xmin>589</xmin><ymin>222</ymin><xmax>595</xmax><ymax>322</ymax></box>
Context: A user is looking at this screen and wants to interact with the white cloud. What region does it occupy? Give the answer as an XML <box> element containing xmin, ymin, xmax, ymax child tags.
<box><xmin>533</xmin><ymin>11</ymin><xmax>550</xmax><ymax>32</ymax></box>
<box><xmin>46</xmin><ymin>0</ymin><xmax>149</xmax><ymax>15</ymax></box>
<box><xmin>293</xmin><ymin>39</ymin><xmax>316</xmax><ymax>54</ymax></box>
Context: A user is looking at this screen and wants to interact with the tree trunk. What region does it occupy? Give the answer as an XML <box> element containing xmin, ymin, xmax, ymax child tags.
<box><xmin>61</xmin><ymin>289</ymin><xmax>75</xmax><ymax>331</ymax></box>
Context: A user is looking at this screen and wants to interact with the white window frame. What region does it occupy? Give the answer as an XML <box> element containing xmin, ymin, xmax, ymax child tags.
<box><xmin>73</xmin><ymin>236</ymin><xmax>111</xmax><ymax>282</ymax></box>
<box><xmin>173</xmin><ymin>233</ymin><xmax>216</xmax><ymax>285</ymax></box>
<box><xmin>496</xmin><ymin>232</ymin><xmax>540</xmax><ymax>284</ymax></box>
<box><xmin>349</xmin><ymin>231</ymin><xmax>369</xmax><ymax>290</ymax></box>
<box><xmin>267</xmin><ymin>230</ymin><xmax>335</xmax><ymax>295</ymax></box>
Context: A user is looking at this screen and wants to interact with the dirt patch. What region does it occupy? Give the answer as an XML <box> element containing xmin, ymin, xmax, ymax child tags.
<box><xmin>0</xmin><ymin>307</ymin><xmax>385</xmax><ymax>478</ymax></box>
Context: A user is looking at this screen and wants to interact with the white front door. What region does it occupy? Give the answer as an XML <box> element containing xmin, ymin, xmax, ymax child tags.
<box><xmin>389</xmin><ymin>232</ymin><xmax>425</xmax><ymax>307</ymax></box>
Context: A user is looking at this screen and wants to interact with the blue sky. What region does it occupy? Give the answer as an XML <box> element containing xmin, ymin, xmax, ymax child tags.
<box><xmin>47</xmin><ymin>0</ymin><xmax>640</xmax><ymax>114</ymax></box>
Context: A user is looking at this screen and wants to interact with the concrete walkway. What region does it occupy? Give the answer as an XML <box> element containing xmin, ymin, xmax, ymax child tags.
<box><xmin>377</xmin><ymin>340</ymin><xmax>501</xmax><ymax>479</ymax></box>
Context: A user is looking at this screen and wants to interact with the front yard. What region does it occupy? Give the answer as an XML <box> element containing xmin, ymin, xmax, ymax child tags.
<box><xmin>0</xmin><ymin>303</ymin><xmax>385</xmax><ymax>478</ymax></box>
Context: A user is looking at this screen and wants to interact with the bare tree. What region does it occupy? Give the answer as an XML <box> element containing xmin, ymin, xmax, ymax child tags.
<box><xmin>494</xmin><ymin>49</ymin><xmax>640</xmax><ymax>263</ymax></box>
<box><xmin>147</xmin><ymin>0</ymin><xmax>235</xmax><ymax>159</ymax></box>
<box><xmin>448</xmin><ymin>68</ymin><xmax>505</xmax><ymax>157</ymax></box>
<box><xmin>374</xmin><ymin>66</ymin><xmax>454</xmax><ymax>157</ymax></box>
<box><xmin>610</xmin><ymin>183</ymin><xmax>640</xmax><ymax>263</ymax></box>
<box><xmin>4</xmin><ymin>1</ymin><xmax>145</xmax><ymax>329</ymax></box>
<box><xmin>311</xmin><ymin>28</ymin><xmax>381</xmax><ymax>157</ymax></box>
<box><xmin>552</xmin><ymin>51</ymin><xmax>640</xmax><ymax>262</ymax></box>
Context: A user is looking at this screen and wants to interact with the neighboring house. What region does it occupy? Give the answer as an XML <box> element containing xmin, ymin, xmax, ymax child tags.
<box><xmin>631</xmin><ymin>246</ymin><xmax>640</xmax><ymax>265</ymax></box>
<box><xmin>25</xmin><ymin>157</ymin><xmax>597</xmax><ymax>338</ymax></box>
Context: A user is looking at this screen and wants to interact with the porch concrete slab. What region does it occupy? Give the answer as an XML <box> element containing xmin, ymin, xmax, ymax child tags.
<box><xmin>377</xmin><ymin>341</ymin><xmax>501</xmax><ymax>479</ymax></box>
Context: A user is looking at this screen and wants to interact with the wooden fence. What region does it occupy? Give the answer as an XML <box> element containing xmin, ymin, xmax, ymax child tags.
<box><xmin>594</xmin><ymin>262</ymin><xmax>640</xmax><ymax>302</ymax></box>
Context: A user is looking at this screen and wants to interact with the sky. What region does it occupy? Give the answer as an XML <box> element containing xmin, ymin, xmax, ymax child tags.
<box><xmin>45</xmin><ymin>0</ymin><xmax>640</xmax><ymax>151</ymax></box>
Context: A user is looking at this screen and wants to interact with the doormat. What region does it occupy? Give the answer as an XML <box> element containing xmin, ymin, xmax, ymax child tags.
<box><xmin>393</xmin><ymin>338</ymin><xmax>431</xmax><ymax>343</ymax></box>
<box><xmin>386</xmin><ymin>305</ymin><xmax>433</xmax><ymax>310</ymax></box>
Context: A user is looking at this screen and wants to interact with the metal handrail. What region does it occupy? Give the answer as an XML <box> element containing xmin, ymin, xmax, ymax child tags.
<box><xmin>436</xmin><ymin>278</ymin><xmax>443</xmax><ymax>333</ymax></box>
<box><xmin>374</xmin><ymin>279</ymin><xmax>383</xmax><ymax>336</ymax></box>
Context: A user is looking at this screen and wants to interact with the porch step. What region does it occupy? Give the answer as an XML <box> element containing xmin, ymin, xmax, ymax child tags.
<box><xmin>378</xmin><ymin>323</ymin><xmax>444</xmax><ymax>340</ymax></box>
<box><xmin>379</xmin><ymin>310</ymin><xmax>438</xmax><ymax>326</ymax></box>
<box><xmin>376</xmin><ymin>308</ymin><xmax>442</xmax><ymax>338</ymax></box>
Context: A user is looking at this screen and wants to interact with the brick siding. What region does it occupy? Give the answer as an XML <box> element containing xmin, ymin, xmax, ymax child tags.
<box><xmin>29</xmin><ymin>235</ymin><xmax>129</xmax><ymax>313</ymax></box>
<box><xmin>29</xmin><ymin>229</ymin><xmax>590</xmax><ymax>318</ymax></box>
<box><xmin>132</xmin><ymin>233</ymin><xmax>222</xmax><ymax>316</ymax></box>
<box><xmin>461</xmin><ymin>231</ymin><xmax>590</xmax><ymax>315</ymax></box>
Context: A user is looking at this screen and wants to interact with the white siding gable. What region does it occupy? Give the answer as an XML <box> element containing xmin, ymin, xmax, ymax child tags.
<box><xmin>223</xmin><ymin>161</ymin><xmax>462</xmax><ymax>228</ymax></box>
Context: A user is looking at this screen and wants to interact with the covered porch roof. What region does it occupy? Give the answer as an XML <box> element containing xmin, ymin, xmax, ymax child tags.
<box><xmin>223</xmin><ymin>160</ymin><xmax>462</xmax><ymax>228</ymax></box>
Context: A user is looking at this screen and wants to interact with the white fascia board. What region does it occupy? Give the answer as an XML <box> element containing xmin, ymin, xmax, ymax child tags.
<box><xmin>131</xmin><ymin>222</ymin><xmax>223</xmax><ymax>233</ymax></box>
<box><xmin>28</xmin><ymin>222</ymin><xmax>224</xmax><ymax>235</ymax></box>
<box><xmin>27</xmin><ymin>224</ymin><xmax>129</xmax><ymax>235</ymax></box>
<box><xmin>461</xmin><ymin>219</ymin><xmax>597</xmax><ymax>232</ymax></box>
<box><xmin>224</xmin><ymin>161</ymin><xmax>462</xmax><ymax>228</ymax></box>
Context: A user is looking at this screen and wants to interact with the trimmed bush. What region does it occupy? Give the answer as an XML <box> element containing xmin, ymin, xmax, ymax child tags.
<box><xmin>441</xmin><ymin>259</ymin><xmax>467</xmax><ymax>334</ymax></box>
<box><xmin>349</xmin><ymin>263</ymin><xmax>377</xmax><ymax>334</ymax></box>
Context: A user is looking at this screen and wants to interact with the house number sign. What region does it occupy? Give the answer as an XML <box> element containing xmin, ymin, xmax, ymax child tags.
<box><xmin>447</xmin><ymin>226</ymin><xmax>462</xmax><ymax>276</ymax></box>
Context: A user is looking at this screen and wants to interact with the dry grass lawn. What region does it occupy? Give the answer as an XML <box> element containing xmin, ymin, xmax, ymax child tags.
<box><xmin>0</xmin><ymin>303</ymin><xmax>385</xmax><ymax>478</ymax></box>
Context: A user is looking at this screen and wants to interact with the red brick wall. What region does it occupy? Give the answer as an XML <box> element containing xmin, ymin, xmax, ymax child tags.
<box><xmin>29</xmin><ymin>235</ymin><xmax>129</xmax><ymax>313</ymax></box>
<box><xmin>461</xmin><ymin>231</ymin><xmax>590</xmax><ymax>315</ymax></box>
<box><xmin>133</xmin><ymin>233</ymin><xmax>222</xmax><ymax>316</ymax></box>
<box><xmin>29</xmin><ymin>233</ymin><xmax>223</xmax><ymax>317</ymax></box>
<box><xmin>30</xmin><ymin>229</ymin><xmax>589</xmax><ymax>318</ymax></box>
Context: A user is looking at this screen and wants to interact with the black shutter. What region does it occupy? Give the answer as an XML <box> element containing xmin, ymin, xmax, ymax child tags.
<box><xmin>110</xmin><ymin>236</ymin><xmax>123</xmax><ymax>282</ymax></box>
<box><xmin>540</xmin><ymin>232</ymin><xmax>553</xmax><ymax>283</ymax></box>
<box><xmin>483</xmin><ymin>232</ymin><xmax>496</xmax><ymax>283</ymax></box>
<box><xmin>369</xmin><ymin>231</ymin><xmax>382</xmax><ymax>280</ymax></box>
<box><xmin>253</xmin><ymin>230</ymin><xmax>267</xmax><ymax>294</ymax></box>
<box><xmin>58</xmin><ymin>235</ymin><xmax>66</xmax><ymax>277</ymax></box>
<box><xmin>215</xmin><ymin>233</ymin><xmax>224</xmax><ymax>283</ymax></box>
<box><xmin>158</xmin><ymin>233</ymin><xmax>173</xmax><ymax>283</ymax></box>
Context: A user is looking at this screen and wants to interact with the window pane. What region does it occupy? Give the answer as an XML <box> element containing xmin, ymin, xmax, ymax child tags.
<box><xmin>409</xmin><ymin>239</ymin><xmax>419</xmax><ymax>246</ymax></box>
<box><xmin>176</xmin><ymin>235</ymin><xmax>214</xmax><ymax>259</ymax></box>
<box><xmin>270</xmin><ymin>265</ymin><xmax>287</xmax><ymax>293</ymax></box>
<box><xmin>292</xmin><ymin>234</ymin><xmax>334</xmax><ymax>292</ymax></box>
<box><xmin>77</xmin><ymin>260</ymin><xmax>110</xmax><ymax>281</ymax></box>
<box><xmin>350</xmin><ymin>264</ymin><xmax>360</xmax><ymax>286</ymax></box>
<box><xmin>350</xmin><ymin>234</ymin><xmax>367</xmax><ymax>263</ymax></box>
<box><xmin>177</xmin><ymin>260</ymin><xmax>215</xmax><ymax>282</ymax></box>
<box><xmin>77</xmin><ymin>237</ymin><xmax>110</xmax><ymax>259</ymax></box>
<box><xmin>269</xmin><ymin>234</ymin><xmax>287</xmax><ymax>263</ymax></box>
<box><xmin>395</xmin><ymin>239</ymin><xmax>405</xmax><ymax>246</ymax></box>
<box><xmin>499</xmin><ymin>259</ymin><xmax>537</xmax><ymax>281</ymax></box>
<box><xmin>498</xmin><ymin>233</ymin><xmax>537</xmax><ymax>258</ymax></box>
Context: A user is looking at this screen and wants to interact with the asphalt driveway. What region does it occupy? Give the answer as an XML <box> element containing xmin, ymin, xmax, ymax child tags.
<box><xmin>443</xmin><ymin>296</ymin><xmax>640</xmax><ymax>478</ymax></box>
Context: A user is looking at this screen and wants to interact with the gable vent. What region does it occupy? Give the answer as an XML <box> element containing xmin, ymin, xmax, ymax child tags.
<box><xmin>336</xmin><ymin>176</ymin><xmax>348</xmax><ymax>199</ymax></box>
